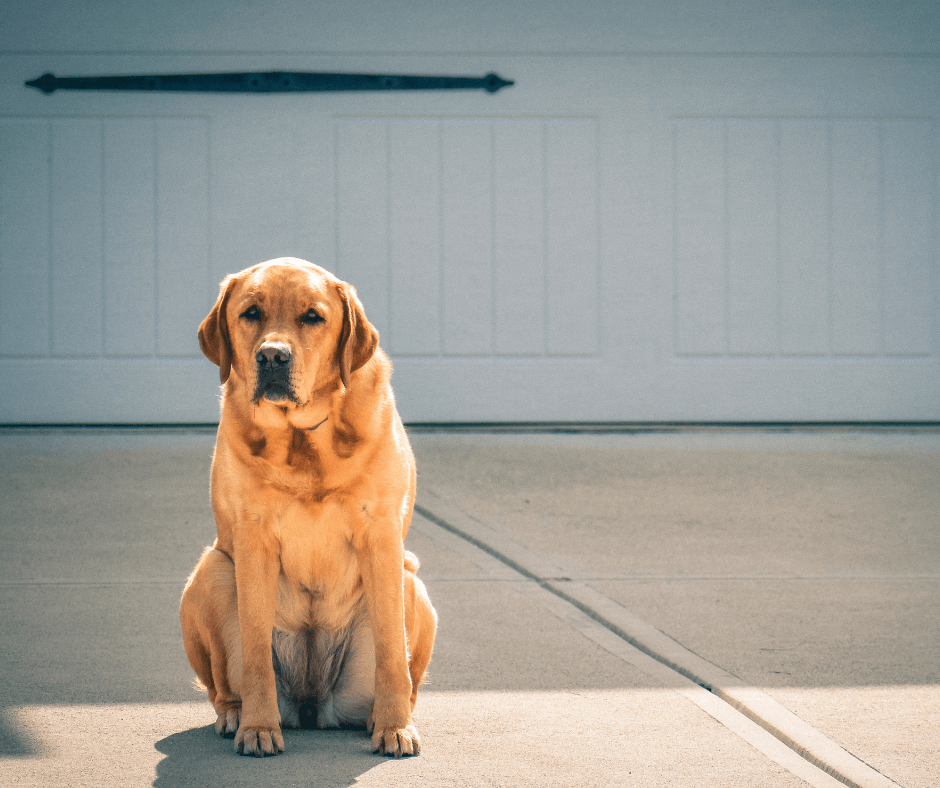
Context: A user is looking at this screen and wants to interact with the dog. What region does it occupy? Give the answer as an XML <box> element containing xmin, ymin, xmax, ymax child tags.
<box><xmin>180</xmin><ymin>257</ymin><xmax>437</xmax><ymax>758</ymax></box>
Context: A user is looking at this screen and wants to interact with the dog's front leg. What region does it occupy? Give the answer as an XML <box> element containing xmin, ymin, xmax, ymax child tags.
<box><xmin>357</xmin><ymin>529</ymin><xmax>419</xmax><ymax>757</ymax></box>
<box><xmin>232</xmin><ymin>524</ymin><xmax>284</xmax><ymax>757</ymax></box>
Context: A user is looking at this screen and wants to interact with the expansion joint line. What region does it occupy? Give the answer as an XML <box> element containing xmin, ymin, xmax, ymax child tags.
<box><xmin>413</xmin><ymin>503</ymin><xmax>901</xmax><ymax>788</ymax></box>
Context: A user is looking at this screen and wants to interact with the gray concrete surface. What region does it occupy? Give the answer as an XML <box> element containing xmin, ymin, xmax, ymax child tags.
<box><xmin>0</xmin><ymin>428</ymin><xmax>936</xmax><ymax>786</ymax></box>
<box><xmin>411</xmin><ymin>430</ymin><xmax>940</xmax><ymax>788</ymax></box>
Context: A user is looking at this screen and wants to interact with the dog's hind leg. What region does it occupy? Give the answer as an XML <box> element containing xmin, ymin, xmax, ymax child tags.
<box><xmin>180</xmin><ymin>546</ymin><xmax>244</xmax><ymax>736</ymax></box>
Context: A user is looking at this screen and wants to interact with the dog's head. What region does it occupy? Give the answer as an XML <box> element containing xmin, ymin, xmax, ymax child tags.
<box><xmin>198</xmin><ymin>258</ymin><xmax>378</xmax><ymax>409</ymax></box>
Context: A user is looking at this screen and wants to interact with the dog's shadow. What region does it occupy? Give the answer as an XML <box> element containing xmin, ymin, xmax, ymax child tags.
<box><xmin>154</xmin><ymin>725</ymin><xmax>383</xmax><ymax>788</ymax></box>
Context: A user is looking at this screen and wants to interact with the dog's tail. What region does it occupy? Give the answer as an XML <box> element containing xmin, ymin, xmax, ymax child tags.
<box><xmin>404</xmin><ymin>550</ymin><xmax>420</xmax><ymax>574</ymax></box>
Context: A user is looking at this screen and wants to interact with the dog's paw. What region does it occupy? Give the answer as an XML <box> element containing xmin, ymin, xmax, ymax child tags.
<box><xmin>371</xmin><ymin>723</ymin><xmax>421</xmax><ymax>758</ymax></box>
<box><xmin>235</xmin><ymin>725</ymin><xmax>285</xmax><ymax>757</ymax></box>
<box><xmin>214</xmin><ymin>707</ymin><xmax>240</xmax><ymax>738</ymax></box>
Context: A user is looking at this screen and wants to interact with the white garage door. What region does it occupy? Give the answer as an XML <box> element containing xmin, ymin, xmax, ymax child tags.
<box><xmin>1</xmin><ymin>2</ymin><xmax>938</xmax><ymax>423</ymax></box>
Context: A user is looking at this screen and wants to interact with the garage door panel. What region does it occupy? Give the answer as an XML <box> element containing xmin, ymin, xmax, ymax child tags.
<box><xmin>441</xmin><ymin>121</ymin><xmax>493</xmax><ymax>357</ymax></box>
<box><xmin>778</xmin><ymin>122</ymin><xmax>830</xmax><ymax>357</ymax></box>
<box><xmin>493</xmin><ymin>120</ymin><xmax>545</xmax><ymax>357</ymax></box>
<box><xmin>208</xmin><ymin>114</ymin><xmax>326</xmax><ymax>279</ymax></box>
<box><xmin>335</xmin><ymin>119</ymin><xmax>390</xmax><ymax>338</ymax></box>
<box><xmin>393</xmin><ymin>359</ymin><xmax>609</xmax><ymax>423</ymax></box>
<box><xmin>103</xmin><ymin>119</ymin><xmax>158</xmax><ymax>357</ymax></box>
<box><xmin>654</xmin><ymin>359</ymin><xmax>940</xmax><ymax>423</ymax></box>
<box><xmin>672</xmin><ymin>117</ymin><xmax>937</xmax><ymax>363</ymax></box>
<box><xmin>388</xmin><ymin>120</ymin><xmax>441</xmax><ymax>357</ymax></box>
<box><xmin>0</xmin><ymin>359</ymin><xmax>220</xmax><ymax>424</ymax></box>
<box><xmin>882</xmin><ymin>121</ymin><xmax>936</xmax><ymax>357</ymax></box>
<box><xmin>725</xmin><ymin>121</ymin><xmax>778</xmax><ymax>356</ymax></box>
<box><xmin>333</xmin><ymin>116</ymin><xmax>601</xmax><ymax>362</ymax></box>
<box><xmin>51</xmin><ymin>119</ymin><xmax>104</xmax><ymax>357</ymax></box>
<box><xmin>674</xmin><ymin>120</ymin><xmax>726</xmax><ymax>357</ymax></box>
<box><xmin>1</xmin><ymin>114</ymin><xmax>211</xmax><ymax>366</ymax></box>
<box><xmin>156</xmin><ymin>119</ymin><xmax>210</xmax><ymax>357</ymax></box>
<box><xmin>830</xmin><ymin>122</ymin><xmax>882</xmax><ymax>356</ymax></box>
<box><xmin>545</xmin><ymin>120</ymin><xmax>599</xmax><ymax>358</ymax></box>
<box><xmin>0</xmin><ymin>119</ymin><xmax>50</xmax><ymax>358</ymax></box>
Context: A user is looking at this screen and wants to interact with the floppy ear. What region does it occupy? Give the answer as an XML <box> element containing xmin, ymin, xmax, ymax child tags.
<box><xmin>198</xmin><ymin>275</ymin><xmax>237</xmax><ymax>383</ymax></box>
<box><xmin>336</xmin><ymin>282</ymin><xmax>379</xmax><ymax>388</ymax></box>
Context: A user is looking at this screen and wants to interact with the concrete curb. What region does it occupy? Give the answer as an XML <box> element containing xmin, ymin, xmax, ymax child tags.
<box><xmin>414</xmin><ymin>492</ymin><xmax>902</xmax><ymax>788</ymax></box>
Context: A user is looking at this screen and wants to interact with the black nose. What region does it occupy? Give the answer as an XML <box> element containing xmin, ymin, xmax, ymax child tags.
<box><xmin>256</xmin><ymin>341</ymin><xmax>292</xmax><ymax>367</ymax></box>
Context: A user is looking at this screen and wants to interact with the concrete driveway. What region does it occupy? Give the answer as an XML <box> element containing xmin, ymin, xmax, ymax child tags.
<box><xmin>1</xmin><ymin>427</ymin><xmax>937</xmax><ymax>787</ymax></box>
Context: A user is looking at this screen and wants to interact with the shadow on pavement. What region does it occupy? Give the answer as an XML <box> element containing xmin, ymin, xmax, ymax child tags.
<box><xmin>154</xmin><ymin>725</ymin><xmax>380</xmax><ymax>788</ymax></box>
<box><xmin>0</xmin><ymin>710</ymin><xmax>40</xmax><ymax>757</ymax></box>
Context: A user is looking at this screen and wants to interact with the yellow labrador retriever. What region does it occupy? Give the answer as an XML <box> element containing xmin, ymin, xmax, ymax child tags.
<box><xmin>180</xmin><ymin>257</ymin><xmax>436</xmax><ymax>758</ymax></box>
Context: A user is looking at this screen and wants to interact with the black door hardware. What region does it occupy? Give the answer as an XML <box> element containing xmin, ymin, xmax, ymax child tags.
<box><xmin>26</xmin><ymin>71</ymin><xmax>513</xmax><ymax>95</ymax></box>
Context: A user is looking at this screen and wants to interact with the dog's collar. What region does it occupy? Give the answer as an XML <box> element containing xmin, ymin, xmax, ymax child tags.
<box><xmin>306</xmin><ymin>416</ymin><xmax>328</xmax><ymax>432</ymax></box>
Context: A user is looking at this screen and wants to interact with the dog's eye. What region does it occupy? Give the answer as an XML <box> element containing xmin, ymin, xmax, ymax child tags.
<box><xmin>300</xmin><ymin>309</ymin><xmax>323</xmax><ymax>326</ymax></box>
<box><xmin>240</xmin><ymin>305</ymin><xmax>261</xmax><ymax>322</ymax></box>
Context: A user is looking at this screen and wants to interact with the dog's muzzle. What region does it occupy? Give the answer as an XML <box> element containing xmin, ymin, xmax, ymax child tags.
<box><xmin>254</xmin><ymin>340</ymin><xmax>296</xmax><ymax>403</ymax></box>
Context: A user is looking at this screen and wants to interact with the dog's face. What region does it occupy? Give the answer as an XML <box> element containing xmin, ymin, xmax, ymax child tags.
<box><xmin>199</xmin><ymin>258</ymin><xmax>378</xmax><ymax>410</ymax></box>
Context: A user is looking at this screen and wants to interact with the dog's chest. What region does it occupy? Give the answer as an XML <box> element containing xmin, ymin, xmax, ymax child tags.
<box><xmin>274</xmin><ymin>499</ymin><xmax>364</xmax><ymax>630</ymax></box>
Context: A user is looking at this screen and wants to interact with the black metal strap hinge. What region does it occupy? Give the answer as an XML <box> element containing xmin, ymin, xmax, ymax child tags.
<box><xmin>26</xmin><ymin>71</ymin><xmax>513</xmax><ymax>95</ymax></box>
